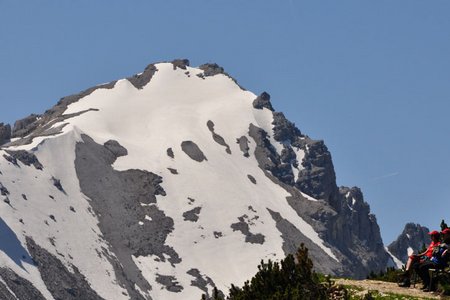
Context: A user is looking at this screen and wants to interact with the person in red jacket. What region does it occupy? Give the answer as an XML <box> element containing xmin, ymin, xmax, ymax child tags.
<box><xmin>398</xmin><ymin>230</ymin><xmax>441</xmax><ymax>287</ymax></box>
<box><xmin>417</xmin><ymin>228</ymin><xmax>450</xmax><ymax>291</ymax></box>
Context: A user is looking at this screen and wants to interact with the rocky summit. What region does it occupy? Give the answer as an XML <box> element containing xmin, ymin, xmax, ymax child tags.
<box><xmin>0</xmin><ymin>60</ymin><xmax>390</xmax><ymax>300</ymax></box>
<box><xmin>387</xmin><ymin>223</ymin><xmax>431</xmax><ymax>265</ymax></box>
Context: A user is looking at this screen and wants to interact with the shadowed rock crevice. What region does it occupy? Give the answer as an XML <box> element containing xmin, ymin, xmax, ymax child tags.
<box><xmin>181</xmin><ymin>141</ymin><xmax>207</xmax><ymax>162</ymax></box>
<box><xmin>207</xmin><ymin>120</ymin><xmax>231</xmax><ymax>154</ymax></box>
<box><xmin>75</xmin><ymin>134</ymin><xmax>181</xmax><ymax>299</ymax></box>
<box><xmin>26</xmin><ymin>237</ymin><xmax>104</xmax><ymax>300</ymax></box>
<box><xmin>0</xmin><ymin>267</ymin><xmax>46</xmax><ymax>300</ymax></box>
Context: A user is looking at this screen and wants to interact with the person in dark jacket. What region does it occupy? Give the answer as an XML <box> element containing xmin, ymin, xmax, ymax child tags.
<box><xmin>417</xmin><ymin>228</ymin><xmax>450</xmax><ymax>291</ymax></box>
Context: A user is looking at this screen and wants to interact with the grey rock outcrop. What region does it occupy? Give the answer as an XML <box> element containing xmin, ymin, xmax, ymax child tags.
<box><xmin>236</xmin><ymin>136</ymin><xmax>250</xmax><ymax>157</ymax></box>
<box><xmin>253</xmin><ymin>92</ymin><xmax>274</xmax><ymax>111</ymax></box>
<box><xmin>248</xmin><ymin>103</ymin><xmax>389</xmax><ymax>277</ymax></box>
<box><xmin>127</xmin><ymin>63</ymin><xmax>158</xmax><ymax>89</ymax></box>
<box><xmin>12</xmin><ymin>114</ymin><xmax>39</xmax><ymax>138</ymax></box>
<box><xmin>197</xmin><ymin>63</ymin><xmax>244</xmax><ymax>89</ymax></box>
<box><xmin>388</xmin><ymin>223</ymin><xmax>431</xmax><ymax>263</ymax></box>
<box><xmin>198</xmin><ymin>63</ymin><xmax>226</xmax><ymax>77</ymax></box>
<box><xmin>0</xmin><ymin>123</ymin><xmax>11</xmax><ymax>146</ymax></box>
<box><xmin>171</xmin><ymin>59</ymin><xmax>190</xmax><ymax>70</ymax></box>
<box><xmin>181</xmin><ymin>141</ymin><xmax>207</xmax><ymax>162</ymax></box>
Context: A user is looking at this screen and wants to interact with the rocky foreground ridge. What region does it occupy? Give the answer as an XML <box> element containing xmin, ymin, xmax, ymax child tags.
<box><xmin>1</xmin><ymin>59</ymin><xmax>392</xmax><ymax>300</ymax></box>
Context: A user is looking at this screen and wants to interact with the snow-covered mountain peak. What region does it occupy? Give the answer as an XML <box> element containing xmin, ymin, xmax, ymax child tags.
<box><xmin>0</xmin><ymin>60</ymin><xmax>389</xmax><ymax>300</ymax></box>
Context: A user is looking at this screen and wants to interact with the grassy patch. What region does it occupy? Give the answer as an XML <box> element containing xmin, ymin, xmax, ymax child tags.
<box><xmin>343</xmin><ymin>286</ymin><xmax>436</xmax><ymax>300</ymax></box>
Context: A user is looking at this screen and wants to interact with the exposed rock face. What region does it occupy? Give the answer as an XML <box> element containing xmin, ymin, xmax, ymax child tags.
<box><xmin>198</xmin><ymin>63</ymin><xmax>226</xmax><ymax>77</ymax></box>
<box><xmin>0</xmin><ymin>123</ymin><xmax>11</xmax><ymax>146</ymax></box>
<box><xmin>26</xmin><ymin>237</ymin><xmax>104</xmax><ymax>300</ymax></box>
<box><xmin>246</xmin><ymin>92</ymin><xmax>389</xmax><ymax>277</ymax></box>
<box><xmin>197</xmin><ymin>63</ymin><xmax>245</xmax><ymax>90</ymax></box>
<box><xmin>171</xmin><ymin>59</ymin><xmax>190</xmax><ymax>70</ymax></box>
<box><xmin>388</xmin><ymin>223</ymin><xmax>431</xmax><ymax>263</ymax></box>
<box><xmin>4</xmin><ymin>150</ymin><xmax>43</xmax><ymax>170</ymax></box>
<box><xmin>127</xmin><ymin>64</ymin><xmax>157</xmax><ymax>89</ymax></box>
<box><xmin>296</xmin><ymin>140</ymin><xmax>337</xmax><ymax>205</ymax></box>
<box><xmin>272</xmin><ymin>112</ymin><xmax>304</xmax><ymax>146</ymax></box>
<box><xmin>0</xmin><ymin>267</ymin><xmax>46</xmax><ymax>300</ymax></box>
<box><xmin>75</xmin><ymin>134</ymin><xmax>174</xmax><ymax>299</ymax></box>
<box><xmin>12</xmin><ymin>114</ymin><xmax>39</xmax><ymax>138</ymax></box>
<box><xmin>253</xmin><ymin>92</ymin><xmax>274</xmax><ymax>112</ymax></box>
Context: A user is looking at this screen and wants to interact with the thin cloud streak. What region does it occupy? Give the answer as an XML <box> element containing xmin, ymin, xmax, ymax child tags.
<box><xmin>370</xmin><ymin>172</ymin><xmax>400</xmax><ymax>182</ymax></box>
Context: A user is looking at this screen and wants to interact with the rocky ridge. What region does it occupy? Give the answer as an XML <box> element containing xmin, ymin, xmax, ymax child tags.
<box><xmin>388</xmin><ymin>223</ymin><xmax>431</xmax><ymax>264</ymax></box>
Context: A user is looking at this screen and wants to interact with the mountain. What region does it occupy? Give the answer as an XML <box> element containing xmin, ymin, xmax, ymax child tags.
<box><xmin>0</xmin><ymin>59</ymin><xmax>389</xmax><ymax>300</ymax></box>
<box><xmin>387</xmin><ymin>223</ymin><xmax>431</xmax><ymax>266</ymax></box>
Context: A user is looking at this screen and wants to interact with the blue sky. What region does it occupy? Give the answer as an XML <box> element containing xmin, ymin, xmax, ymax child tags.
<box><xmin>1</xmin><ymin>1</ymin><xmax>449</xmax><ymax>244</ymax></box>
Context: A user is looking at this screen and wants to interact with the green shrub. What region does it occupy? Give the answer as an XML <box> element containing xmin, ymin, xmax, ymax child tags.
<box><xmin>202</xmin><ymin>243</ymin><xmax>330</xmax><ymax>300</ymax></box>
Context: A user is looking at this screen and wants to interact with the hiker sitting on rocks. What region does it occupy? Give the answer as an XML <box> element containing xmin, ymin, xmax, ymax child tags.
<box><xmin>398</xmin><ymin>230</ymin><xmax>441</xmax><ymax>287</ymax></box>
<box><xmin>416</xmin><ymin>228</ymin><xmax>450</xmax><ymax>291</ymax></box>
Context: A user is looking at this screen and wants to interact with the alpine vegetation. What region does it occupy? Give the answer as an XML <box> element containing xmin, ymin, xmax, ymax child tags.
<box><xmin>0</xmin><ymin>60</ymin><xmax>391</xmax><ymax>300</ymax></box>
